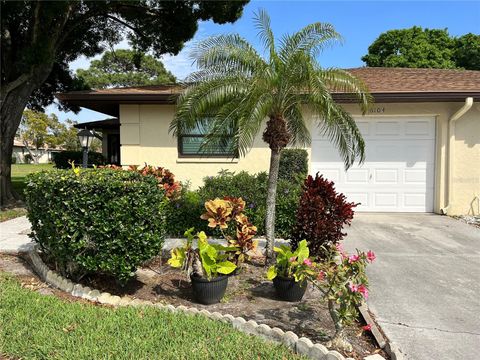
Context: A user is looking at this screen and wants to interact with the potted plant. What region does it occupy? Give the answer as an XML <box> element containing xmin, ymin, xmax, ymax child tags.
<box><xmin>266</xmin><ymin>240</ymin><xmax>317</xmax><ymax>302</ymax></box>
<box><xmin>168</xmin><ymin>228</ymin><xmax>238</xmax><ymax>304</ymax></box>
<box><xmin>200</xmin><ymin>197</ymin><xmax>257</xmax><ymax>271</ymax></box>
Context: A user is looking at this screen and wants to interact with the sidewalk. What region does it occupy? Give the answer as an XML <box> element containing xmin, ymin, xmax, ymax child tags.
<box><xmin>0</xmin><ymin>216</ymin><xmax>34</xmax><ymax>253</ymax></box>
<box><xmin>0</xmin><ymin>216</ymin><xmax>284</xmax><ymax>254</ymax></box>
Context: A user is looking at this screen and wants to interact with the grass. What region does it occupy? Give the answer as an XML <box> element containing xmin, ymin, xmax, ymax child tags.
<box><xmin>0</xmin><ymin>164</ymin><xmax>53</xmax><ymax>222</ymax></box>
<box><xmin>11</xmin><ymin>163</ymin><xmax>53</xmax><ymax>196</ymax></box>
<box><xmin>0</xmin><ymin>274</ymin><xmax>304</xmax><ymax>360</ymax></box>
<box><xmin>0</xmin><ymin>208</ymin><xmax>28</xmax><ymax>222</ymax></box>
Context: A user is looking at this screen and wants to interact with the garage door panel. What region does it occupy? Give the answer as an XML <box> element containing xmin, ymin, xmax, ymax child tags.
<box><xmin>374</xmin><ymin>169</ymin><xmax>398</xmax><ymax>183</ymax></box>
<box><xmin>405</xmin><ymin>120</ymin><xmax>431</xmax><ymax>136</ymax></box>
<box><xmin>376</xmin><ymin>121</ymin><xmax>401</xmax><ymax>136</ymax></box>
<box><xmin>345</xmin><ymin>169</ymin><xmax>369</xmax><ymax>184</ymax></box>
<box><xmin>311</xmin><ymin>116</ymin><xmax>436</xmax><ymax>212</ymax></box>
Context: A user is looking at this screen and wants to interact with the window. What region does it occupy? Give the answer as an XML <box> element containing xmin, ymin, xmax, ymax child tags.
<box><xmin>178</xmin><ymin>121</ymin><xmax>237</xmax><ymax>157</ymax></box>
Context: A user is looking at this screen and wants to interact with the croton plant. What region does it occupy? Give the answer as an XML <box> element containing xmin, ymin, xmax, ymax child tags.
<box><xmin>100</xmin><ymin>164</ymin><xmax>181</xmax><ymax>199</ymax></box>
<box><xmin>200</xmin><ymin>197</ymin><xmax>257</xmax><ymax>267</ymax></box>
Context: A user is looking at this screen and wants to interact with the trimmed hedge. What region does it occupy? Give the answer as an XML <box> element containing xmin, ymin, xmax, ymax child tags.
<box><xmin>279</xmin><ymin>149</ymin><xmax>308</xmax><ymax>182</ymax></box>
<box><xmin>166</xmin><ymin>171</ymin><xmax>303</xmax><ymax>239</ymax></box>
<box><xmin>25</xmin><ymin>168</ymin><xmax>167</xmax><ymax>284</ymax></box>
<box><xmin>52</xmin><ymin>151</ymin><xmax>105</xmax><ymax>169</ymax></box>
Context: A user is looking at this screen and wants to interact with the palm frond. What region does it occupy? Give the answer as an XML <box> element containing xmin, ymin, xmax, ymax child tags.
<box><xmin>279</xmin><ymin>22</ymin><xmax>342</xmax><ymax>60</ymax></box>
<box><xmin>253</xmin><ymin>9</ymin><xmax>276</xmax><ymax>60</ymax></box>
<box><xmin>319</xmin><ymin>68</ymin><xmax>373</xmax><ymax>114</ymax></box>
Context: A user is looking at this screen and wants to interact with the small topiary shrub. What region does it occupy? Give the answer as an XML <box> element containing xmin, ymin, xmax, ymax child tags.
<box><xmin>279</xmin><ymin>149</ymin><xmax>308</xmax><ymax>182</ymax></box>
<box><xmin>25</xmin><ymin>168</ymin><xmax>166</xmax><ymax>284</ymax></box>
<box><xmin>290</xmin><ymin>174</ymin><xmax>357</xmax><ymax>259</ymax></box>
<box><xmin>52</xmin><ymin>151</ymin><xmax>105</xmax><ymax>169</ymax></box>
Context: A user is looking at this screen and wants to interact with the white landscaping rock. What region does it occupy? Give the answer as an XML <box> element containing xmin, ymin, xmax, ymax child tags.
<box><xmin>363</xmin><ymin>355</ymin><xmax>386</xmax><ymax>360</ymax></box>
<box><xmin>325</xmin><ymin>350</ymin><xmax>345</xmax><ymax>360</ymax></box>
<box><xmin>309</xmin><ymin>343</ymin><xmax>329</xmax><ymax>359</ymax></box>
<box><xmin>296</xmin><ymin>337</ymin><xmax>314</xmax><ymax>355</ymax></box>
<box><xmin>282</xmin><ymin>331</ymin><xmax>298</xmax><ymax>350</ymax></box>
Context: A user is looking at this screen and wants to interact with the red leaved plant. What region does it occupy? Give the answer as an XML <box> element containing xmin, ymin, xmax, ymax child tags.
<box><xmin>290</xmin><ymin>173</ymin><xmax>357</xmax><ymax>259</ymax></box>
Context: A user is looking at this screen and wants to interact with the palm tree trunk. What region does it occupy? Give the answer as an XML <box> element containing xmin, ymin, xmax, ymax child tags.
<box><xmin>264</xmin><ymin>148</ymin><xmax>281</xmax><ymax>263</ymax></box>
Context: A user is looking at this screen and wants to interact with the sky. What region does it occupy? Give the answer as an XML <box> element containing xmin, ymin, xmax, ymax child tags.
<box><xmin>48</xmin><ymin>0</ymin><xmax>480</xmax><ymax>124</ymax></box>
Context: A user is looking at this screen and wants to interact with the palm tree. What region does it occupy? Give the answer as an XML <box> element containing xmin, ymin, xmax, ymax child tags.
<box><xmin>170</xmin><ymin>10</ymin><xmax>371</xmax><ymax>262</ymax></box>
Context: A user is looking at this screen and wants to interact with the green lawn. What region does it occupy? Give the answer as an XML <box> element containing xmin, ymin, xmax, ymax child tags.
<box><xmin>0</xmin><ymin>274</ymin><xmax>303</xmax><ymax>360</ymax></box>
<box><xmin>11</xmin><ymin>163</ymin><xmax>54</xmax><ymax>196</ymax></box>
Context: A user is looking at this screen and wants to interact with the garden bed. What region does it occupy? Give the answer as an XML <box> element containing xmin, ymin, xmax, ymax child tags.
<box><xmin>45</xmin><ymin>254</ymin><xmax>387</xmax><ymax>360</ymax></box>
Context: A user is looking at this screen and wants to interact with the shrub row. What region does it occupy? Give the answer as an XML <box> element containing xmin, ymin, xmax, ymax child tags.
<box><xmin>278</xmin><ymin>149</ymin><xmax>308</xmax><ymax>182</ymax></box>
<box><xmin>166</xmin><ymin>170</ymin><xmax>303</xmax><ymax>239</ymax></box>
<box><xmin>52</xmin><ymin>151</ymin><xmax>105</xmax><ymax>169</ymax></box>
<box><xmin>25</xmin><ymin>169</ymin><xmax>166</xmax><ymax>284</ymax></box>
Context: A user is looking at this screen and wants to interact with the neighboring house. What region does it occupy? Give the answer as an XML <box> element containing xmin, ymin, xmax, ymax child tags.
<box><xmin>57</xmin><ymin>67</ymin><xmax>480</xmax><ymax>216</ymax></box>
<box><xmin>12</xmin><ymin>139</ymin><xmax>62</xmax><ymax>164</ymax></box>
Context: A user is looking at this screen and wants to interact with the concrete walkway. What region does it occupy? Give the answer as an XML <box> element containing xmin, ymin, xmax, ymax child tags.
<box><xmin>344</xmin><ymin>213</ymin><xmax>480</xmax><ymax>360</ymax></box>
<box><xmin>0</xmin><ymin>216</ymin><xmax>34</xmax><ymax>253</ymax></box>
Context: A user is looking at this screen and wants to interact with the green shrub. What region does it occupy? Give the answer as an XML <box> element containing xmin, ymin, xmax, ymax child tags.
<box><xmin>279</xmin><ymin>149</ymin><xmax>308</xmax><ymax>181</ymax></box>
<box><xmin>11</xmin><ymin>156</ymin><xmax>17</xmax><ymax>164</ymax></box>
<box><xmin>52</xmin><ymin>151</ymin><xmax>105</xmax><ymax>169</ymax></box>
<box><xmin>25</xmin><ymin>168</ymin><xmax>166</xmax><ymax>284</ymax></box>
<box><xmin>192</xmin><ymin>170</ymin><xmax>301</xmax><ymax>239</ymax></box>
<box><xmin>165</xmin><ymin>187</ymin><xmax>208</xmax><ymax>236</ymax></box>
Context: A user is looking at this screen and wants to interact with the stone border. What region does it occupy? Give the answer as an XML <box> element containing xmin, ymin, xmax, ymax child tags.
<box><xmin>358</xmin><ymin>305</ymin><xmax>404</xmax><ymax>360</ymax></box>
<box><xmin>25</xmin><ymin>249</ymin><xmax>386</xmax><ymax>360</ymax></box>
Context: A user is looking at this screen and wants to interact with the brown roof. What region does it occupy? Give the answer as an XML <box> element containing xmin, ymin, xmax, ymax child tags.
<box><xmin>57</xmin><ymin>67</ymin><xmax>480</xmax><ymax>116</ymax></box>
<box><xmin>346</xmin><ymin>67</ymin><xmax>480</xmax><ymax>93</ymax></box>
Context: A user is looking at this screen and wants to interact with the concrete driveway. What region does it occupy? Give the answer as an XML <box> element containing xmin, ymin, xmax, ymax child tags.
<box><xmin>344</xmin><ymin>213</ymin><xmax>480</xmax><ymax>360</ymax></box>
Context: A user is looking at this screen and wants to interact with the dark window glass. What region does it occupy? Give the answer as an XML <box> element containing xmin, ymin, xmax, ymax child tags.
<box><xmin>178</xmin><ymin>120</ymin><xmax>237</xmax><ymax>157</ymax></box>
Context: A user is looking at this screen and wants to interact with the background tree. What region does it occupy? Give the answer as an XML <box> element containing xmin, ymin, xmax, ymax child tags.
<box><xmin>171</xmin><ymin>11</ymin><xmax>371</xmax><ymax>262</ymax></box>
<box><xmin>362</xmin><ymin>27</ymin><xmax>455</xmax><ymax>68</ymax></box>
<box><xmin>452</xmin><ymin>33</ymin><xmax>480</xmax><ymax>70</ymax></box>
<box><xmin>77</xmin><ymin>49</ymin><xmax>176</xmax><ymax>89</ymax></box>
<box><xmin>57</xmin><ymin>119</ymin><xmax>102</xmax><ymax>152</ymax></box>
<box><xmin>0</xmin><ymin>0</ymin><xmax>248</xmax><ymax>206</ymax></box>
<box><xmin>17</xmin><ymin>110</ymin><xmax>63</xmax><ymax>164</ymax></box>
<box><xmin>362</xmin><ymin>26</ymin><xmax>480</xmax><ymax>70</ymax></box>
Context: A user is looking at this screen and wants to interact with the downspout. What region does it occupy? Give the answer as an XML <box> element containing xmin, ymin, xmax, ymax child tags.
<box><xmin>441</xmin><ymin>97</ymin><xmax>474</xmax><ymax>215</ymax></box>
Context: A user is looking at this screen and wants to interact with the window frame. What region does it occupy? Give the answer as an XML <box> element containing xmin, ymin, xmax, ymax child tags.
<box><xmin>177</xmin><ymin>133</ymin><xmax>238</xmax><ymax>158</ymax></box>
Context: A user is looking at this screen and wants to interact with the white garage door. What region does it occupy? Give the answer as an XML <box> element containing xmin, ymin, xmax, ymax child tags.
<box><xmin>311</xmin><ymin>116</ymin><xmax>436</xmax><ymax>212</ymax></box>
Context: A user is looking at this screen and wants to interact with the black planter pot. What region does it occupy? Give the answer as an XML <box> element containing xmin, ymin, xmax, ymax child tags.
<box><xmin>272</xmin><ymin>276</ymin><xmax>307</xmax><ymax>302</ymax></box>
<box><xmin>190</xmin><ymin>275</ymin><xmax>229</xmax><ymax>305</ymax></box>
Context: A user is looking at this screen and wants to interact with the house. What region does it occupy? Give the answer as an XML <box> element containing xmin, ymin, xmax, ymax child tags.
<box><xmin>57</xmin><ymin>67</ymin><xmax>480</xmax><ymax>216</ymax></box>
<box><xmin>12</xmin><ymin>139</ymin><xmax>62</xmax><ymax>164</ymax></box>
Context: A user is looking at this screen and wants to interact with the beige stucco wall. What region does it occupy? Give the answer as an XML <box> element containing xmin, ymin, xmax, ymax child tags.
<box><xmin>119</xmin><ymin>104</ymin><xmax>273</xmax><ymax>188</ymax></box>
<box><xmin>119</xmin><ymin>102</ymin><xmax>479</xmax><ymax>216</ymax></box>
<box><xmin>451</xmin><ymin>106</ymin><xmax>480</xmax><ymax>215</ymax></box>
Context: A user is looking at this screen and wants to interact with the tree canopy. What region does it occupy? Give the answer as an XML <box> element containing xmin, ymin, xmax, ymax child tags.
<box><xmin>77</xmin><ymin>49</ymin><xmax>176</xmax><ymax>89</ymax></box>
<box><xmin>0</xmin><ymin>0</ymin><xmax>248</xmax><ymax>205</ymax></box>
<box><xmin>362</xmin><ymin>27</ymin><xmax>480</xmax><ymax>70</ymax></box>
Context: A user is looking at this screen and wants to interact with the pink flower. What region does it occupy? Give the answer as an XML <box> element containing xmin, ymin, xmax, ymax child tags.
<box><xmin>303</xmin><ymin>258</ymin><xmax>312</xmax><ymax>267</ymax></box>
<box><xmin>362</xmin><ymin>324</ymin><xmax>372</xmax><ymax>331</ymax></box>
<box><xmin>358</xmin><ymin>284</ymin><xmax>369</xmax><ymax>300</ymax></box>
<box><xmin>335</xmin><ymin>243</ymin><xmax>345</xmax><ymax>253</ymax></box>
<box><xmin>367</xmin><ymin>250</ymin><xmax>376</xmax><ymax>263</ymax></box>
<box><xmin>348</xmin><ymin>282</ymin><xmax>359</xmax><ymax>292</ymax></box>
<box><xmin>317</xmin><ymin>271</ymin><xmax>325</xmax><ymax>281</ymax></box>
<box><xmin>289</xmin><ymin>256</ymin><xmax>297</xmax><ymax>263</ymax></box>
<box><xmin>348</xmin><ymin>254</ymin><xmax>359</xmax><ymax>263</ymax></box>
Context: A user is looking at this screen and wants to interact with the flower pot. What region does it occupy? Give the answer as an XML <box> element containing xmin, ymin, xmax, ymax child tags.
<box><xmin>190</xmin><ymin>275</ymin><xmax>229</xmax><ymax>305</ymax></box>
<box><xmin>272</xmin><ymin>276</ymin><xmax>307</xmax><ymax>302</ymax></box>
